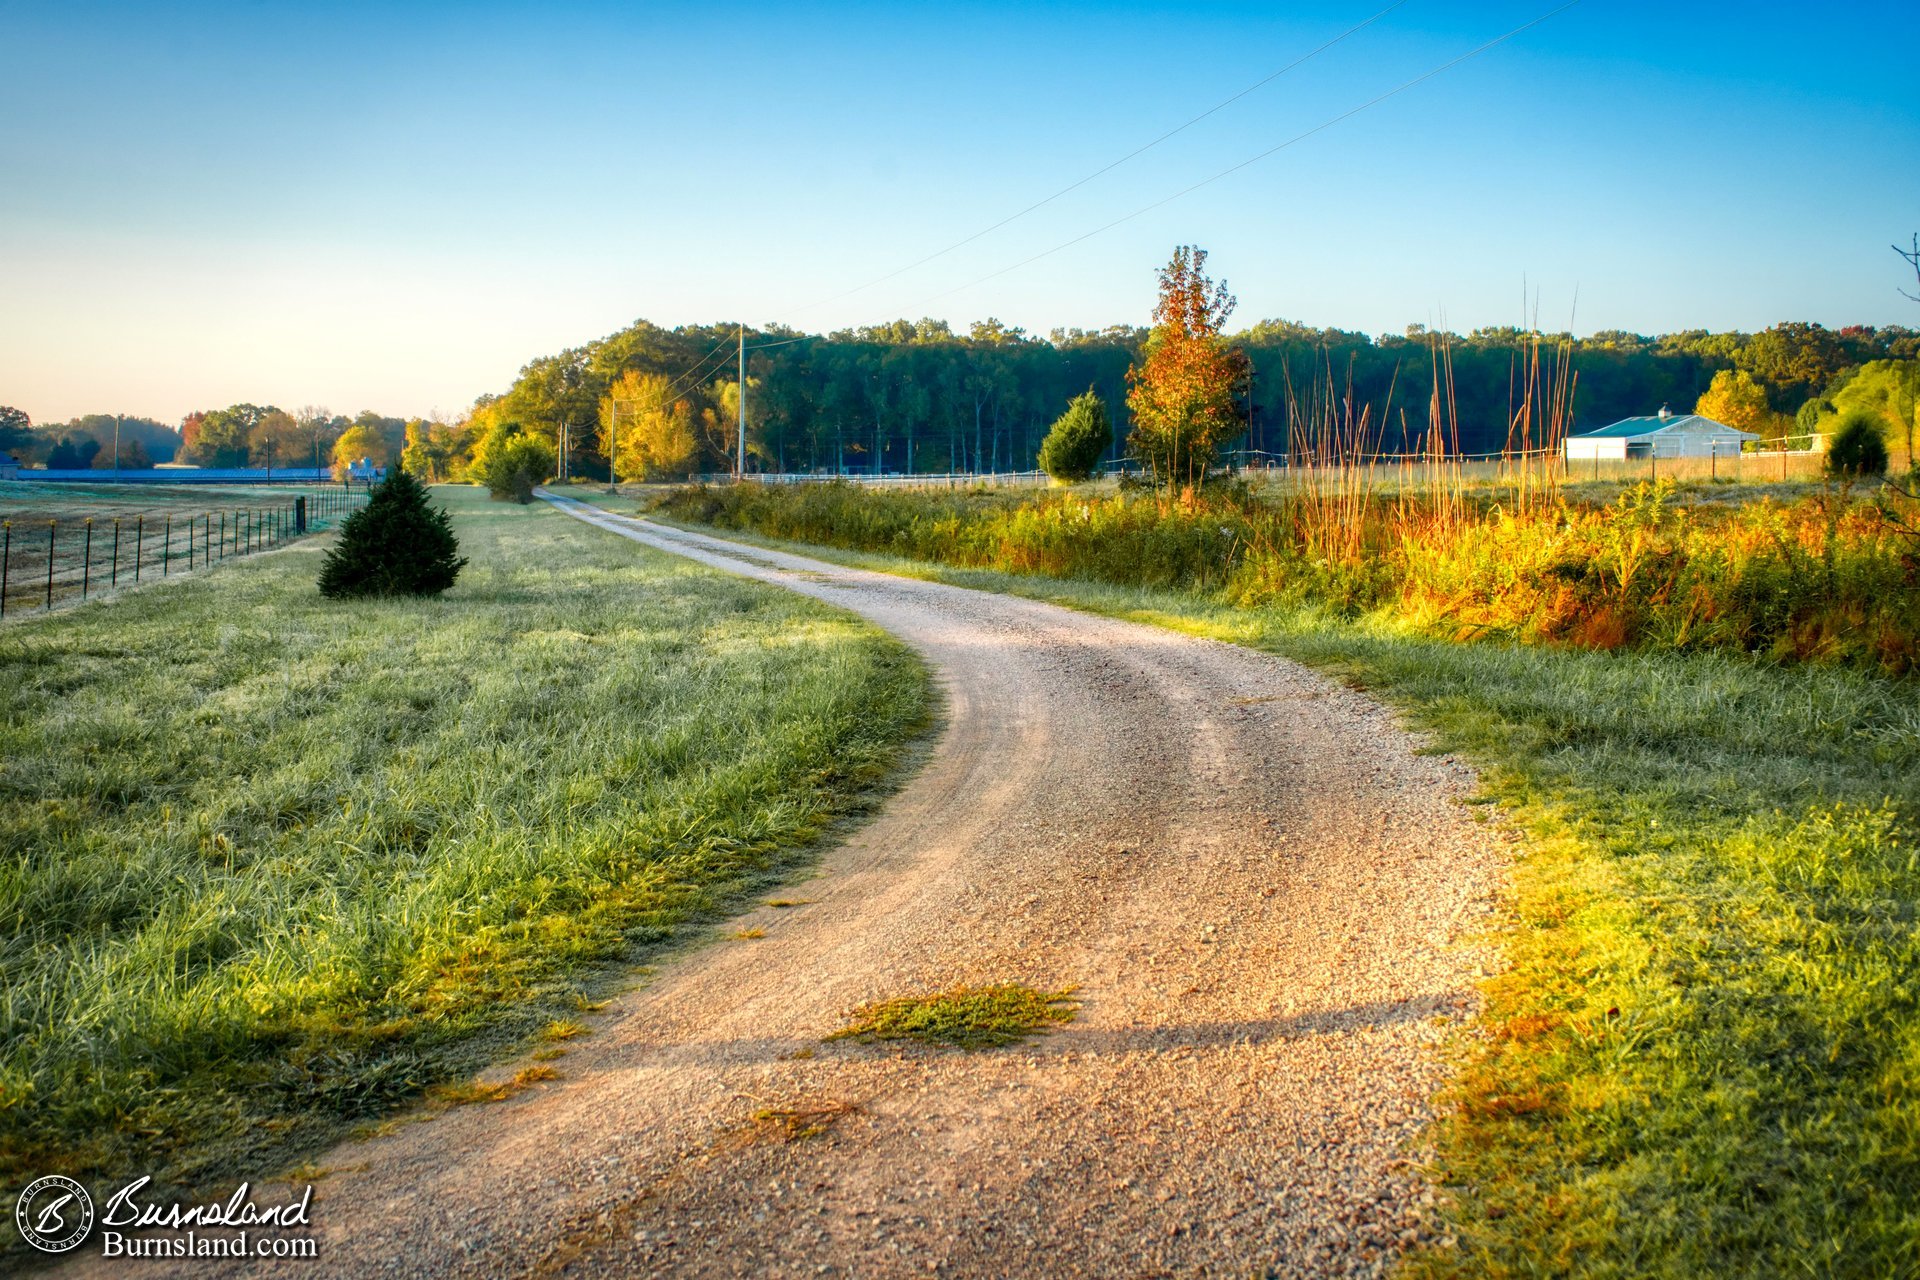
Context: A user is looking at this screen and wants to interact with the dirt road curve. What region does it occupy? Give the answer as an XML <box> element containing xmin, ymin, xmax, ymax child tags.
<box><xmin>93</xmin><ymin>499</ymin><xmax>1501</xmax><ymax>1279</ymax></box>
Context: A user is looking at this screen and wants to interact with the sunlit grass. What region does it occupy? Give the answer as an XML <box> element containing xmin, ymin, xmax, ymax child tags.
<box><xmin>828</xmin><ymin>985</ymin><xmax>1078</xmax><ymax>1049</ymax></box>
<box><xmin>658</xmin><ymin>476</ymin><xmax>1920</xmax><ymax>671</ymax></box>
<box><xmin>0</xmin><ymin>487</ymin><xmax>927</xmax><ymax>1206</ymax></box>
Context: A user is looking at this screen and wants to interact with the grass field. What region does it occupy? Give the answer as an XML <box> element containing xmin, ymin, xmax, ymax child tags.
<box><xmin>0</xmin><ymin>481</ymin><xmax>363</xmax><ymax>617</ymax></box>
<box><xmin>0</xmin><ymin>487</ymin><xmax>928</xmax><ymax>1222</ymax></box>
<box><xmin>644</xmin><ymin>491</ymin><xmax>1920</xmax><ymax>1278</ymax></box>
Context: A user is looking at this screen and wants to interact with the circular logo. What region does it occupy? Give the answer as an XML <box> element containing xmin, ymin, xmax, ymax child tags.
<box><xmin>15</xmin><ymin>1176</ymin><xmax>94</xmax><ymax>1254</ymax></box>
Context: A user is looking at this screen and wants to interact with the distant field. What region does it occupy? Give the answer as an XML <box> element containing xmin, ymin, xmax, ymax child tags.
<box><xmin>0</xmin><ymin>481</ymin><xmax>361</xmax><ymax>617</ymax></box>
<box><xmin>0</xmin><ymin>478</ymin><xmax>350</xmax><ymax>514</ymax></box>
<box><xmin>0</xmin><ymin>487</ymin><xmax>928</xmax><ymax>1216</ymax></box>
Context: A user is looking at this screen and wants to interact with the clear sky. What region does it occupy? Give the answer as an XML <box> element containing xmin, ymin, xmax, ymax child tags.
<box><xmin>3</xmin><ymin>0</ymin><xmax>1917</xmax><ymax>425</ymax></box>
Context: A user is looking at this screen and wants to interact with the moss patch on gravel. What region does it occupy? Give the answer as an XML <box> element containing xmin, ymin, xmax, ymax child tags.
<box><xmin>829</xmin><ymin>985</ymin><xmax>1078</xmax><ymax>1049</ymax></box>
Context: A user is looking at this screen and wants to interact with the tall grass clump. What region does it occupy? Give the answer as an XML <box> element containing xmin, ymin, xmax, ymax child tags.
<box><xmin>0</xmin><ymin>488</ymin><xmax>926</xmax><ymax>1203</ymax></box>
<box><xmin>661</xmin><ymin>475</ymin><xmax>1920</xmax><ymax>672</ymax></box>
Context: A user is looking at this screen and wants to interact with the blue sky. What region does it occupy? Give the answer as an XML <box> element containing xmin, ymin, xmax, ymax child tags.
<box><xmin>3</xmin><ymin>0</ymin><xmax>1917</xmax><ymax>423</ymax></box>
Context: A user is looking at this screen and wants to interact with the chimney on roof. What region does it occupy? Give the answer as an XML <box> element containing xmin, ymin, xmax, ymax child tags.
<box><xmin>1658</xmin><ymin>404</ymin><xmax>1671</xmax><ymax>421</ymax></box>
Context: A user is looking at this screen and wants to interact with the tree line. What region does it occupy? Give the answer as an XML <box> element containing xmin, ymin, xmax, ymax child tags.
<box><xmin>0</xmin><ymin>405</ymin><xmax>423</xmax><ymax>477</ymax></box>
<box><xmin>5</xmin><ymin>295</ymin><xmax>1913</xmax><ymax>484</ymax></box>
<box><xmin>459</xmin><ymin>313</ymin><xmax>1920</xmax><ymax>482</ymax></box>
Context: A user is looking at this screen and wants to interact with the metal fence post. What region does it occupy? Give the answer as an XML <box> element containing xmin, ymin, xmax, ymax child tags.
<box><xmin>82</xmin><ymin>519</ymin><xmax>92</xmax><ymax>599</ymax></box>
<box><xmin>1</xmin><ymin>520</ymin><xmax>9</xmax><ymax>619</ymax></box>
<box><xmin>162</xmin><ymin>514</ymin><xmax>172</xmax><ymax>576</ymax></box>
<box><xmin>134</xmin><ymin>515</ymin><xmax>143</xmax><ymax>583</ymax></box>
<box><xmin>111</xmin><ymin>519</ymin><xmax>120</xmax><ymax>587</ymax></box>
<box><xmin>46</xmin><ymin>520</ymin><xmax>56</xmax><ymax>609</ymax></box>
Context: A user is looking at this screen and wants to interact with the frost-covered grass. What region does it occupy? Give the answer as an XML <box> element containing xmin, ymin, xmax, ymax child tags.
<box><xmin>0</xmin><ymin>487</ymin><xmax>928</xmax><ymax>1209</ymax></box>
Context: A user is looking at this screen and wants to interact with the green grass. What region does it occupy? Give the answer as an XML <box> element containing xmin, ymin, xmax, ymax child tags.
<box><xmin>827</xmin><ymin>985</ymin><xmax>1078</xmax><ymax>1049</ymax></box>
<box><xmin>0</xmin><ymin>487</ymin><xmax>929</xmax><ymax>1219</ymax></box>
<box><xmin>646</xmin><ymin>497</ymin><xmax>1920</xmax><ymax>1278</ymax></box>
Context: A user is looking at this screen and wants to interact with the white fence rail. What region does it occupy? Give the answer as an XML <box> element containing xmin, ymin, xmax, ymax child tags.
<box><xmin>690</xmin><ymin>470</ymin><xmax>1052</xmax><ymax>489</ymax></box>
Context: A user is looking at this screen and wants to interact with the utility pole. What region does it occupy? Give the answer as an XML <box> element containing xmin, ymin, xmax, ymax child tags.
<box><xmin>607</xmin><ymin>403</ymin><xmax>618</xmax><ymax>492</ymax></box>
<box><xmin>736</xmin><ymin>325</ymin><xmax>746</xmax><ymax>480</ymax></box>
<box><xmin>112</xmin><ymin>414</ymin><xmax>121</xmax><ymax>481</ymax></box>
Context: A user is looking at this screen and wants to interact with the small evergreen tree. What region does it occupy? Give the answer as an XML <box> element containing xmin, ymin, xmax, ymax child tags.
<box><xmin>1825</xmin><ymin>410</ymin><xmax>1889</xmax><ymax>480</ymax></box>
<box><xmin>1038</xmin><ymin>389</ymin><xmax>1113</xmax><ymax>483</ymax></box>
<box><xmin>318</xmin><ymin>469</ymin><xmax>467</xmax><ymax>598</ymax></box>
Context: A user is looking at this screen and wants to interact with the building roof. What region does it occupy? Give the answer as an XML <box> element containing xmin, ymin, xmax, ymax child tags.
<box><xmin>1571</xmin><ymin>413</ymin><xmax>1757</xmax><ymax>440</ymax></box>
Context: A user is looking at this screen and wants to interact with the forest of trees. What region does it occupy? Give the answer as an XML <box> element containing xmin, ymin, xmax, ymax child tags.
<box><xmin>454</xmin><ymin>315</ymin><xmax>1919</xmax><ymax>481</ymax></box>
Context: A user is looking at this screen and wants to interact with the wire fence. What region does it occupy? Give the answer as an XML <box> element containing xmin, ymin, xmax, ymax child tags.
<box><xmin>0</xmin><ymin>487</ymin><xmax>367</xmax><ymax>621</ymax></box>
<box><xmin>689</xmin><ymin>470</ymin><xmax>1053</xmax><ymax>489</ymax></box>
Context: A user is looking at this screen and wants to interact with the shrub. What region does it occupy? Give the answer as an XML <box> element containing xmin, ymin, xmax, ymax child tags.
<box><xmin>1037</xmin><ymin>389</ymin><xmax>1113</xmax><ymax>483</ymax></box>
<box><xmin>1826</xmin><ymin>411</ymin><xmax>1889</xmax><ymax>479</ymax></box>
<box><xmin>471</xmin><ymin>429</ymin><xmax>555</xmax><ymax>503</ymax></box>
<box><xmin>1796</xmin><ymin>397</ymin><xmax>1833</xmax><ymax>434</ymax></box>
<box><xmin>317</xmin><ymin>469</ymin><xmax>467</xmax><ymax>598</ymax></box>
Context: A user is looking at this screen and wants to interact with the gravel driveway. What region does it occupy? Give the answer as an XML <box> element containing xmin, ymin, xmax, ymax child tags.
<box><xmin>80</xmin><ymin>497</ymin><xmax>1500</xmax><ymax>1279</ymax></box>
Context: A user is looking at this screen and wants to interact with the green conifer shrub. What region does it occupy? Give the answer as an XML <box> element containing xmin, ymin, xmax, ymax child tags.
<box><xmin>317</xmin><ymin>469</ymin><xmax>467</xmax><ymax>598</ymax></box>
<box><xmin>1037</xmin><ymin>389</ymin><xmax>1113</xmax><ymax>483</ymax></box>
<box><xmin>1826</xmin><ymin>410</ymin><xmax>1889</xmax><ymax>479</ymax></box>
<box><xmin>471</xmin><ymin>428</ymin><xmax>556</xmax><ymax>503</ymax></box>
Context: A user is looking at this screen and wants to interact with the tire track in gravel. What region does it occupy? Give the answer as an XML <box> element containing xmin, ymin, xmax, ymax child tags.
<box><xmin>80</xmin><ymin>494</ymin><xmax>1501</xmax><ymax>1279</ymax></box>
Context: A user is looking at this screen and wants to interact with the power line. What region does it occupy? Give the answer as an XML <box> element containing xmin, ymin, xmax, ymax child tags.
<box><xmin>903</xmin><ymin>0</ymin><xmax>1581</xmax><ymax>311</ymax></box>
<box><xmin>615</xmin><ymin>334</ymin><xmax>741</xmax><ymax>414</ymax></box>
<box><xmin>779</xmin><ymin>0</ymin><xmax>1412</xmax><ymax>319</ymax></box>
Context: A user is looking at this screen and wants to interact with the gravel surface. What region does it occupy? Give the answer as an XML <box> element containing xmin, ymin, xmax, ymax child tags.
<box><xmin>75</xmin><ymin>498</ymin><xmax>1501</xmax><ymax>1279</ymax></box>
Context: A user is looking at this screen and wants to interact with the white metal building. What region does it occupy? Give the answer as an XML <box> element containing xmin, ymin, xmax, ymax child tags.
<box><xmin>1563</xmin><ymin>408</ymin><xmax>1758</xmax><ymax>460</ymax></box>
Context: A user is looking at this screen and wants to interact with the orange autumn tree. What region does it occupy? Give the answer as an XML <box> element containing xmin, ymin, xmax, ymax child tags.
<box><xmin>1125</xmin><ymin>245</ymin><xmax>1247</xmax><ymax>492</ymax></box>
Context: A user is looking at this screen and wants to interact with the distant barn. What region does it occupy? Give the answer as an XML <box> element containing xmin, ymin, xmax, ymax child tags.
<box><xmin>1563</xmin><ymin>408</ymin><xmax>1757</xmax><ymax>460</ymax></box>
<box><xmin>0</xmin><ymin>453</ymin><xmax>18</xmax><ymax>481</ymax></box>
